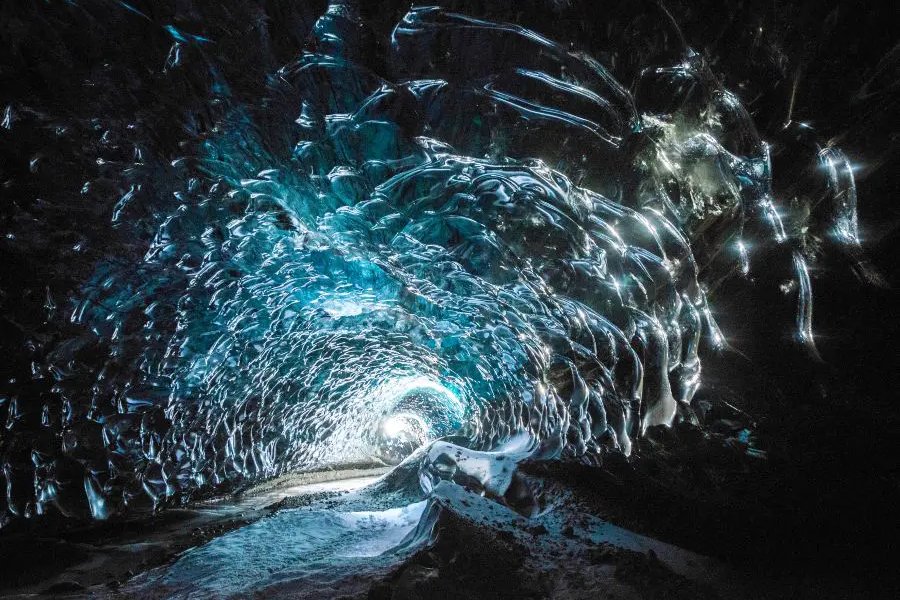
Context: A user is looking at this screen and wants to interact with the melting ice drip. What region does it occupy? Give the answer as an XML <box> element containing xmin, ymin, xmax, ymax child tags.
<box><xmin>2</xmin><ymin>2</ymin><xmax>862</xmax><ymax>524</ymax></box>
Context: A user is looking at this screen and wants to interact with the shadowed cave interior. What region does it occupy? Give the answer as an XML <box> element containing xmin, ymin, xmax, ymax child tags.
<box><xmin>0</xmin><ymin>1</ymin><xmax>898</xmax><ymax>598</ymax></box>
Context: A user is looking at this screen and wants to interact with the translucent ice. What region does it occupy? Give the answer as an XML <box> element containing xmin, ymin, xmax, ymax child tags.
<box><xmin>0</xmin><ymin>2</ymin><xmax>862</xmax><ymax>524</ymax></box>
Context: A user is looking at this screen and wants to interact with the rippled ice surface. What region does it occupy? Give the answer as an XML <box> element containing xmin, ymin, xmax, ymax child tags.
<box><xmin>0</xmin><ymin>1</ymin><xmax>862</xmax><ymax>525</ymax></box>
<box><xmin>138</xmin><ymin>499</ymin><xmax>426</xmax><ymax>597</ymax></box>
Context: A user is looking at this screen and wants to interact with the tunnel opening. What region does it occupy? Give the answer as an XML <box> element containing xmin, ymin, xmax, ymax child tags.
<box><xmin>369</xmin><ymin>377</ymin><xmax>464</xmax><ymax>465</ymax></box>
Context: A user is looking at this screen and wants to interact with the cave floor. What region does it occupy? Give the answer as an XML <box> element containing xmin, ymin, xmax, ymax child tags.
<box><xmin>0</xmin><ymin>467</ymin><xmax>389</xmax><ymax>597</ymax></box>
<box><xmin>0</xmin><ymin>460</ymin><xmax>881</xmax><ymax>600</ymax></box>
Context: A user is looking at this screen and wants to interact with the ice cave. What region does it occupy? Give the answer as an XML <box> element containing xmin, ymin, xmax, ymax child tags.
<box><xmin>0</xmin><ymin>1</ymin><xmax>897</xmax><ymax>598</ymax></box>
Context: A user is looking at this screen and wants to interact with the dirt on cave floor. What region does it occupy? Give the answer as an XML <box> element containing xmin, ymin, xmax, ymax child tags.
<box><xmin>0</xmin><ymin>419</ymin><xmax>897</xmax><ymax>599</ymax></box>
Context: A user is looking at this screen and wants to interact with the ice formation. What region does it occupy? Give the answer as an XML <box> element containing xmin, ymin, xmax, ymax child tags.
<box><xmin>0</xmin><ymin>2</ymin><xmax>861</xmax><ymax>525</ymax></box>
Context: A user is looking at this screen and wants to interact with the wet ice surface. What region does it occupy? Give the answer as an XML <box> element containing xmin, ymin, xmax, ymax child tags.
<box><xmin>127</xmin><ymin>438</ymin><xmax>541</xmax><ymax>598</ymax></box>
<box><xmin>0</xmin><ymin>1</ymin><xmax>862</xmax><ymax>539</ymax></box>
<box><xmin>116</xmin><ymin>458</ymin><xmax>743</xmax><ymax>600</ymax></box>
<box><xmin>131</xmin><ymin>499</ymin><xmax>426</xmax><ymax>597</ymax></box>
<box><xmin>118</xmin><ymin>468</ymin><xmax>423</xmax><ymax>598</ymax></box>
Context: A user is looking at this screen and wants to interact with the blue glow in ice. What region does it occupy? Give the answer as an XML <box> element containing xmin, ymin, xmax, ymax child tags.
<box><xmin>2</xmin><ymin>2</ymin><xmax>863</xmax><ymax>524</ymax></box>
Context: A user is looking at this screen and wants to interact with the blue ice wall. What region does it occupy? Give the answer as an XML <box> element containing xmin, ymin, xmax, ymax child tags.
<box><xmin>0</xmin><ymin>2</ymin><xmax>860</xmax><ymax>524</ymax></box>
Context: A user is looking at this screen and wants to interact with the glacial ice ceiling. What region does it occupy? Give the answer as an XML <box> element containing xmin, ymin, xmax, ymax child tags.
<box><xmin>0</xmin><ymin>1</ymin><xmax>865</xmax><ymax>525</ymax></box>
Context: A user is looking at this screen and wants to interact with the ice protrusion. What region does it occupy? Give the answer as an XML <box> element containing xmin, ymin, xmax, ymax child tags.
<box><xmin>419</xmin><ymin>434</ymin><xmax>542</xmax><ymax>516</ymax></box>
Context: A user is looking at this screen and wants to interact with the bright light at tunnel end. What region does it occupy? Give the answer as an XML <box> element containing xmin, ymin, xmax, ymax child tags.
<box><xmin>381</xmin><ymin>413</ymin><xmax>427</xmax><ymax>439</ymax></box>
<box><xmin>369</xmin><ymin>376</ymin><xmax>466</xmax><ymax>465</ymax></box>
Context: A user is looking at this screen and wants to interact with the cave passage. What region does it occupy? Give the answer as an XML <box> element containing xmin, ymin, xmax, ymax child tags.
<box><xmin>0</xmin><ymin>4</ymin><xmax>870</xmax><ymax>581</ymax></box>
